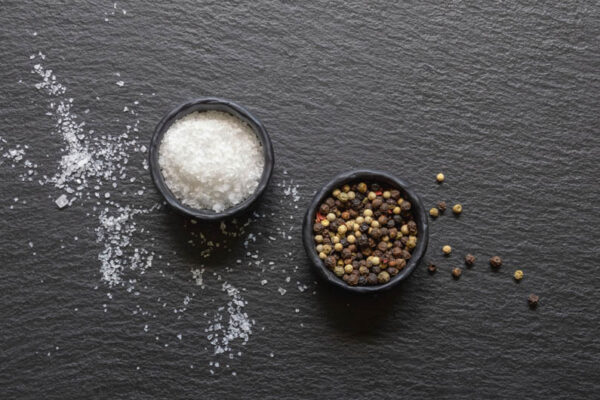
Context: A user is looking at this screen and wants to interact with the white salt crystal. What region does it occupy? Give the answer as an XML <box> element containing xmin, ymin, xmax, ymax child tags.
<box><xmin>158</xmin><ymin>111</ymin><xmax>264</xmax><ymax>212</ymax></box>
<box><xmin>55</xmin><ymin>194</ymin><xmax>69</xmax><ymax>208</ymax></box>
<box><xmin>116</xmin><ymin>81</ymin><xmax>124</xmax><ymax>87</ymax></box>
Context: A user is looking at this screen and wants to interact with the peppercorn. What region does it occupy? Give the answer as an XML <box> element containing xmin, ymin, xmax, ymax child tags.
<box><xmin>377</xmin><ymin>241</ymin><xmax>388</xmax><ymax>252</ymax></box>
<box><xmin>393</xmin><ymin>206</ymin><xmax>401</xmax><ymax>215</ymax></box>
<box><xmin>407</xmin><ymin>221</ymin><xmax>417</xmax><ymax>235</ymax></box>
<box><xmin>325</xmin><ymin>197</ymin><xmax>335</xmax><ymax>208</ymax></box>
<box><xmin>326</xmin><ymin>212</ymin><xmax>336</xmax><ymax>222</ymax></box>
<box><xmin>429</xmin><ymin>208</ymin><xmax>439</xmax><ymax>217</ymax></box>
<box><xmin>452</xmin><ymin>204</ymin><xmax>462</xmax><ymax>214</ymax></box>
<box><xmin>436</xmin><ymin>173</ymin><xmax>444</xmax><ymax>183</ymax></box>
<box><xmin>371</xmin><ymin>256</ymin><xmax>380</xmax><ymax>265</ymax></box>
<box><xmin>380</xmin><ymin>203</ymin><xmax>389</xmax><ymax>213</ymax></box>
<box><xmin>347</xmin><ymin>273</ymin><xmax>359</xmax><ymax>286</ymax></box>
<box><xmin>313</xmin><ymin>222</ymin><xmax>323</xmax><ymax>233</ymax></box>
<box><xmin>528</xmin><ymin>294</ymin><xmax>539</xmax><ymax>308</ymax></box>
<box><xmin>359</xmin><ymin>266</ymin><xmax>369</xmax><ymax>275</ymax></box>
<box><xmin>333</xmin><ymin>266</ymin><xmax>344</xmax><ymax>277</ymax></box>
<box><xmin>319</xmin><ymin>252</ymin><xmax>327</xmax><ymax>260</ymax></box>
<box><xmin>489</xmin><ymin>256</ymin><xmax>502</xmax><ymax>268</ymax></box>
<box><xmin>401</xmin><ymin>201</ymin><xmax>412</xmax><ymax>212</ymax></box>
<box><xmin>388</xmin><ymin>267</ymin><xmax>399</xmax><ymax>276</ymax></box>
<box><xmin>442</xmin><ymin>245</ymin><xmax>452</xmax><ymax>255</ymax></box>
<box><xmin>377</xmin><ymin>271</ymin><xmax>390</xmax><ymax>283</ymax></box>
<box><xmin>401</xmin><ymin>250</ymin><xmax>412</xmax><ymax>260</ymax></box>
<box><xmin>344</xmin><ymin>264</ymin><xmax>353</xmax><ymax>274</ymax></box>
<box><xmin>347</xmin><ymin>234</ymin><xmax>356</xmax><ymax>244</ymax></box>
<box><xmin>357</xmin><ymin>182</ymin><xmax>367</xmax><ymax>193</ymax></box>
<box><xmin>371</xmin><ymin>220</ymin><xmax>380</xmax><ymax>229</ymax></box>
<box><xmin>322</xmin><ymin>244</ymin><xmax>332</xmax><ymax>254</ymax></box>
<box><xmin>333</xmin><ymin>189</ymin><xmax>341</xmax><ymax>197</ymax></box>
<box><xmin>400</xmin><ymin>224</ymin><xmax>409</xmax><ymax>236</ymax></box>
<box><xmin>465</xmin><ymin>254</ymin><xmax>475</xmax><ymax>267</ymax></box>
<box><xmin>427</xmin><ymin>263</ymin><xmax>437</xmax><ymax>274</ymax></box>
<box><xmin>372</xmin><ymin>198</ymin><xmax>383</xmax><ymax>209</ymax></box>
<box><xmin>406</xmin><ymin>236</ymin><xmax>417</xmax><ymax>249</ymax></box>
<box><xmin>396</xmin><ymin>258</ymin><xmax>406</xmax><ymax>269</ymax></box>
<box><xmin>341</xmin><ymin>211</ymin><xmax>350</xmax><ymax>220</ymax></box>
<box><xmin>314</xmin><ymin>235</ymin><xmax>323</xmax><ymax>243</ymax></box>
<box><xmin>321</xmin><ymin>219</ymin><xmax>330</xmax><ymax>227</ymax></box>
<box><xmin>367</xmin><ymin>192</ymin><xmax>376</xmax><ymax>201</ymax></box>
<box><xmin>334</xmin><ymin>243</ymin><xmax>343</xmax><ymax>252</ymax></box>
<box><xmin>363</xmin><ymin>209</ymin><xmax>373</xmax><ymax>217</ymax></box>
<box><xmin>338</xmin><ymin>225</ymin><xmax>347</xmax><ymax>235</ymax></box>
<box><xmin>370</xmin><ymin>228</ymin><xmax>382</xmax><ymax>240</ymax></box>
<box><xmin>341</xmin><ymin>248</ymin><xmax>352</xmax><ymax>259</ymax></box>
<box><xmin>452</xmin><ymin>267</ymin><xmax>462</xmax><ymax>279</ymax></box>
<box><xmin>367</xmin><ymin>273</ymin><xmax>378</xmax><ymax>285</ymax></box>
<box><xmin>390</xmin><ymin>189</ymin><xmax>400</xmax><ymax>199</ymax></box>
<box><xmin>514</xmin><ymin>270</ymin><xmax>523</xmax><ymax>281</ymax></box>
<box><xmin>437</xmin><ymin>201</ymin><xmax>446</xmax><ymax>213</ymax></box>
<box><xmin>325</xmin><ymin>256</ymin><xmax>336</xmax><ymax>268</ymax></box>
<box><xmin>316</xmin><ymin>244</ymin><xmax>324</xmax><ymax>253</ymax></box>
<box><xmin>319</xmin><ymin>204</ymin><xmax>329</xmax><ymax>214</ymax></box>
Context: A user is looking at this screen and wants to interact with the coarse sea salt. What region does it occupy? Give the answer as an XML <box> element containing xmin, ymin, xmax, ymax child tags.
<box><xmin>158</xmin><ymin>111</ymin><xmax>264</xmax><ymax>212</ymax></box>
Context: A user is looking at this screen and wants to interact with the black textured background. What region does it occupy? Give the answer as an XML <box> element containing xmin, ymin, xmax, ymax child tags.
<box><xmin>1</xmin><ymin>1</ymin><xmax>600</xmax><ymax>399</ymax></box>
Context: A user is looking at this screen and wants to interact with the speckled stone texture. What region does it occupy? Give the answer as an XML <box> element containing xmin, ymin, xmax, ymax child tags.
<box><xmin>1</xmin><ymin>1</ymin><xmax>599</xmax><ymax>399</ymax></box>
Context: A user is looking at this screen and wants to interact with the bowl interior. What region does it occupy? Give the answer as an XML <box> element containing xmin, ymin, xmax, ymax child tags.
<box><xmin>149</xmin><ymin>98</ymin><xmax>274</xmax><ymax>221</ymax></box>
<box><xmin>302</xmin><ymin>170</ymin><xmax>429</xmax><ymax>293</ymax></box>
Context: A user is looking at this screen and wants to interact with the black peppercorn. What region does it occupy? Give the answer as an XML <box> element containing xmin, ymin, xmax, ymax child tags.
<box><xmin>437</xmin><ymin>201</ymin><xmax>446</xmax><ymax>213</ymax></box>
<box><xmin>401</xmin><ymin>201</ymin><xmax>412</xmax><ymax>212</ymax></box>
<box><xmin>372</xmin><ymin>198</ymin><xmax>383</xmax><ymax>209</ymax></box>
<box><xmin>313</xmin><ymin>223</ymin><xmax>323</xmax><ymax>233</ymax></box>
<box><xmin>465</xmin><ymin>254</ymin><xmax>475</xmax><ymax>267</ymax></box>
<box><xmin>489</xmin><ymin>256</ymin><xmax>502</xmax><ymax>268</ymax></box>
<box><xmin>388</xmin><ymin>267</ymin><xmax>399</xmax><ymax>276</ymax></box>
<box><xmin>372</xmin><ymin>266</ymin><xmax>381</xmax><ymax>274</ymax></box>
<box><xmin>367</xmin><ymin>273</ymin><xmax>378</xmax><ymax>285</ymax></box>
<box><xmin>377</xmin><ymin>241</ymin><xmax>388</xmax><ymax>252</ymax></box>
<box><xmin>528</xmin><ymin>294</ymin><xmax>539</xmax><ymax>308</ymax></box>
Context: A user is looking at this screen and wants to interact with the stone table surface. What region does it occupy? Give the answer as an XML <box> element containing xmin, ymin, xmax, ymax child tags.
<box><xmin>1</xmin><ymin>1</ymin><xmax>599</xmax><ymax>399</ymax></box>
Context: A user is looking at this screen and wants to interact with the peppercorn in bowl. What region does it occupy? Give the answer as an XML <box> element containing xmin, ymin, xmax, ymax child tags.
<box><xmin>302</xmin><ymin>170</ymin><xmax>429</xmax><ymax>293</ymax></box>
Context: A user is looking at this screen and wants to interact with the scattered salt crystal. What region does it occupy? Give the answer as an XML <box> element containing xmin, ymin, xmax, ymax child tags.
<box><xmin>55</xmin><ymin>194</ymin><xmax>69</xmax><ymax>208</ymax></box>
<box><xmin>116</xmin><ymin>81</ymin><xmax>124</xmax><ymax>87</ymax></box>
<box><xmin>278</xmin><ymin>288</ymin><xmax>286</xmax><ymax>295</ymax></box>
<box><xmin>260</xmin><ymin>280</ymin><xmax>268</xmax><ymax>286</ymax></box>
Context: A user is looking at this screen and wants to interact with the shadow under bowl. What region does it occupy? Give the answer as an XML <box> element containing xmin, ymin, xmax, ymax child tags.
<box><xmin>302</xmin><ymin>169</ymin><xmax>429</xmax><ymax>294</ymax></box>
<box><xmin>149</xmin><ymin>97</ymin><xmax>274</xmax><ymax>221</ymax></box>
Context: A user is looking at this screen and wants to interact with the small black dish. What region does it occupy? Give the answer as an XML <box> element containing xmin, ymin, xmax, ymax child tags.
<box><xmin>302</xmin><ymin>169</ymin><xmax>429</xmax><ymax>294</ymax></box>
<box><xmin>149</xmin><ymin>97</ymin><xmax>274</xmax><ymax>221</ymax></box>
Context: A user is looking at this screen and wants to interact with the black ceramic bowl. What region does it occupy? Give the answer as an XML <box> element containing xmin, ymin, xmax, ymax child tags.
<box><xmin>302</xmin><ymin>170</ymin><xmax>429</xmax><ymax>293</ymax></box>
<box><xmin>149</xmin><ymin>97</ymin><xmax>274</xmax><ymax>221</ymax></box>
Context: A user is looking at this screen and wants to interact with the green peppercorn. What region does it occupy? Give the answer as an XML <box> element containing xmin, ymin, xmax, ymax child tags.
<box><xmin>367</xmin><ymin>192</ymin><xmax>376</xmax><ymax>201</ymax></box>
<box><xmin>347</xmin><ymin>234</ymin><xmax>356</xmax><ymax>244</ymax></box>
<box><xmin>357</xmin><ymin>182</ymin><xmax>367</xmax><ymax>193</ymax></box>
<box><xmin>377</xmin><ymin>271</ymin><xmax>390</xmax><ymax>283</ymax></box>
<box><xmin>342</xmin><ymin>184</ymin><xmax>350</xmax><ymax>193</ymax></box>
<box><xmin>334</xmin><ymin>266</ymin><xmax>344</xmax><ymax>276</ymax></box>
<box><xmin>321</xmin><ymin>219</ymin><xmax>329</xmax><ymax>228</ymax></box>
<box><xmin>393</xmin><ymin>206</ymin><xmax>401</xmax><ymax>215</ymax></box>
<box><xmin>514</xmin><ymin>270</ymin><xmax>523</xmax><ymax>281</ymax></box>
<box><xmin>347</xmin><ymin>191</ymin><xmax>356</xmax><ymax>200</ymax></box>
<box><xmin>344</xmin><ymin>264</ymin><xmax>354</xmax><ymax>274</ymax></box>
<box><xmin>314</xmin><ymin>235</ymin><xmax>323</xmax><ymax>243</ymax></box>
<box><xmin>429</xmin><ymin>207</ymin><xmax>439</xmax><ymax>217</ymax></box>
<box><xmin>442</xmin><ymin>245</ymin><xmax>452</xmax><ymax>255</ymax></box>
<box><xmin>319</xmin><ymin>252</ymin><xmax>327</xmax><ymax>260</ymax></box>
<box><xmin>383</xmin><ymin>191</ymin><xmax>391</xmax><ymax>199</ymax></box>
<box><xmin>338</xmin><ymin>192</ymin><xmax>349</xmax><ymax>202</ymax></box>
<box><xmin>436</xmin><ymin>173</ymin><xmax>445</xmax><ymax>183</ymax></box>
<box><xmin>332</xmin><ymin>189</ymin><xmax>341</xmax><ymax>197</ymax></box>
<box><xmin>363</xmin><ymin>209</ymin><xmax>373</xmax><ymax>217</ymax></box>
<box><xmin>326</xmin><ymin>212</ymin><xmax>336</xmax><ymax>222</ymax></box>
<box><xmin>334</xmin><ymin>242</ymin><xmax>343</xmax><ymax>252</ymax></box>
<box><xmin>452</xmin><ymin>204</ymin><xmax>462</xmax><ymax>214</ymax></box>
<box><xmin>316</xmin><ymin>244</ymin><xmax>324</xmax><ymax>253</ymax></box>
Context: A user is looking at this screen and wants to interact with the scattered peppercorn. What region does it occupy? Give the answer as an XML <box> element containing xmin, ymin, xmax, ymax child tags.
<box><xmin>452</xmin><ymin>267</ymin><xmax>462</xmax><ymax>279</ymax></box>
<box><xmin>528</xmin><ymin>294</ymin><xmax>539</xmax><ymax>308</ymax></box>
<box><xmin>313</xmin><ymin>181</ymin><xmax>418</xmax><ymax>287</ymax></box>
<box><xmin>442</xmin><ymin>245</ymin><xmax>452</xmax><ymax>255</ymax></box>
<box><xmin>436</xmin><ymin>173</ymin><xmax>445</xmax><ymax>183</ymax></box>
<box><xmin>465</xmin><ymin>253</ymin><xmax>475</xmax><ymax>267</ymax></box>
<box><xmin>452</xmin><ymin>204</ymin><xmax>462</xmax><ymax>215</ymax></box>
<box><xmin>514</xmin><ymin>270</ymin><xmax>523</xmax><ymax>281</ymax></box>
<box><xmin>428</xmin><ymin>263</ymin><xmax>437</xmax><ymax>274</ymax></box>
<box><xmin>429</xmin><ymin>207</ymin><xmax>439</xmax><ymax>218</ymax></box>
<box><xmin>489</xmin><ymin>256</ymin><xmax>502</xmax><ymax>268</ymax></box>
<box><xmin>437</xmin><ymin>201</ymin><xmax>446</xmax><ymax>213</ymax></box>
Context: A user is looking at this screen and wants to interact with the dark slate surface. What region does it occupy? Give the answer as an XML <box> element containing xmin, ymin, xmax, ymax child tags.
<box><xmin>1</xmin><ymin>1</ymin><xmax>599</xmax><ymax>399</ymax></box>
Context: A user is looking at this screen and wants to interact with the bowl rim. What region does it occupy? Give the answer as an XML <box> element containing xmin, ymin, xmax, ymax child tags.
<box><xmin>302</xmin><ymin>169</ymin><xmax>429</xmax><ymax>294</ymax></box>
<box><xmin>149</xmin><ymin>97</ymin><xmax>274</xmax><ymax>221</ymax></box>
